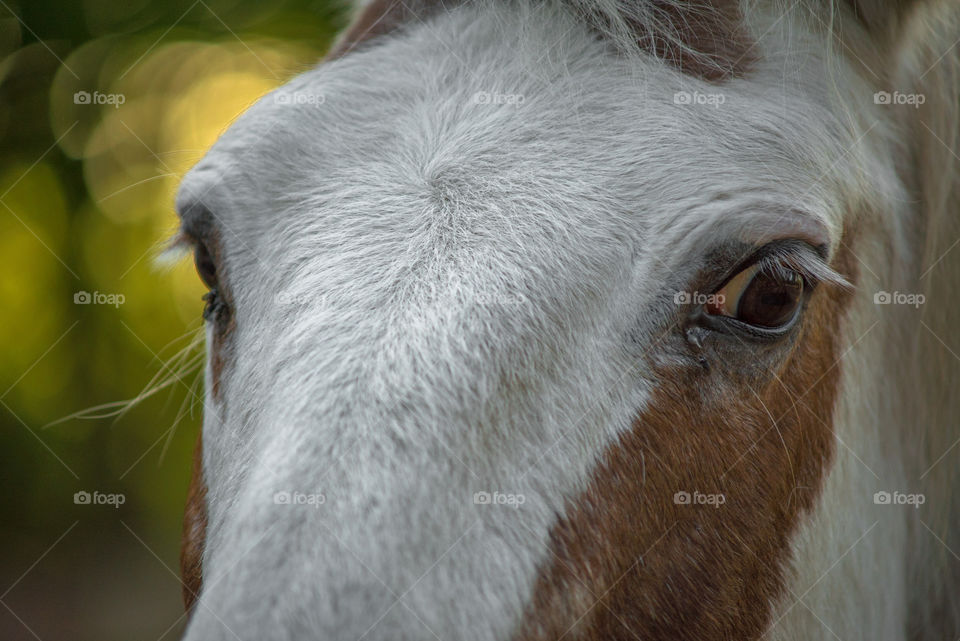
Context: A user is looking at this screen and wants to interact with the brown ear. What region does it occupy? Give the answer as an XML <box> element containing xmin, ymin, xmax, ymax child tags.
<box><xmin>325</xmin><ymin>0</ymin><xmax>453</xmax><ymax>60</ymax></box>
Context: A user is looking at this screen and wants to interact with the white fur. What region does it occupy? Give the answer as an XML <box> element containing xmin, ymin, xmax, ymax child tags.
<box><xmin>176</xmin><ymin>1</ymin><xmax>960</xmax><ymax>639</ymax></box>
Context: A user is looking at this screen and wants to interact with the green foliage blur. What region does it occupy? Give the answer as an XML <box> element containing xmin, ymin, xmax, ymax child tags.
<box><xmin>0</xmin><ymin>1</ymin><xmax>345</xmax><ymax>638</ymax></box>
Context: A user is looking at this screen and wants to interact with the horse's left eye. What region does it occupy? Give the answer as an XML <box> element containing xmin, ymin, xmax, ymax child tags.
<box><xmin>193</xmin><ymin>240</ymin><xmax>229</xmax><ymax>323</ymax></box>
<box><xmin>193</xmin><ymin>241</ymin><xmax>218</xmax><ymax>290</ymax></box>
<box><xmin>706</xmin><ymin>263</ymin><xmax>804</xmax><ymax>328</ymax></box>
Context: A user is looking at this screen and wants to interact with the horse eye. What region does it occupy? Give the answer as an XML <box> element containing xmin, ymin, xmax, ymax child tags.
<box><xmin>193</xmin><ymin>241</ymin><xmax>218</xmax><ymax>290</ymax></box>
<box><xmin>706</xmin><ymin>263</ymin><xmax>804</xmax><ymax>328</ymax></box>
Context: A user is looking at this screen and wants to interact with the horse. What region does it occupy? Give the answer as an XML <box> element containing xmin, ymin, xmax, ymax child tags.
<box><xmin>171</xmin><ymin>0</ymin><xmax>960</xmax><ymax>639</ymax></box>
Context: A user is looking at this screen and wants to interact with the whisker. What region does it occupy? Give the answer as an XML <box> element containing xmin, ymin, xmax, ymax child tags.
<box><xmin>97</xmin><ymin>173</ymin><xmax>178</xmax><ymax>203</ymax></box>
<box><xmin>45</xmin><ymin>328</ymin><xmax>206</xmax><ymax>429</ymax></box>
<box><xmin>159</xmin><ymin>361</ymin><xmax>207</xmax><ymax>465</ymax></box>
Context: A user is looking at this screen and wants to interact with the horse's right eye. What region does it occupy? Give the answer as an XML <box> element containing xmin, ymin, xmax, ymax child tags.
<box><xmin>706</xmin><ymin>263</ymin><xmax>805</xmax><ymax>330</ymax></box>
<box><xmin>193</xmin><ymin>241</ymin><xmax>218</xmax><ymax>290</ymax></box>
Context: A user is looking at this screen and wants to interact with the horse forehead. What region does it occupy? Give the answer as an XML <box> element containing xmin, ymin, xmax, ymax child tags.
<box><xmin>184</xmin><ymin>103</ymin><xmax>842</xmax><ymax>270</ymax></box>
<box><xmin>178</xmin><ymin>2</ymin><xmax>848</xmax><ymax>281</ymax></box>
<box><xmin>181</xmin><ymin>9</ymin><xmax>698</xmax><ymax>222</ymax></box>
<box><xmin>184</xmin><ymin>93</ymin><xmax>649</xmax><ymax>292</ymax></box>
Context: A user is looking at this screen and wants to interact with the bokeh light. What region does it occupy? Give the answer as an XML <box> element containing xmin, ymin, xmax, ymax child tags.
<box><xmin>0</xmin><ymin>1</ymin><xmax>344</xmax><ymax>639</ymax></box>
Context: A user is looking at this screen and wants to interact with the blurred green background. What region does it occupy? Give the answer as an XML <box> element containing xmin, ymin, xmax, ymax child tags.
<box><xmin>0</xmin><ymin>1</ymin><xmax>345</xmax><ymax>638</ymax></box>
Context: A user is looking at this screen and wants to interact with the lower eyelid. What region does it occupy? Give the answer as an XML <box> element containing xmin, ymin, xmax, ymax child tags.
<box><xmin>697</xmin><ymin>308</ymin><xmax>802</xmax><ymax>342</ymax></box>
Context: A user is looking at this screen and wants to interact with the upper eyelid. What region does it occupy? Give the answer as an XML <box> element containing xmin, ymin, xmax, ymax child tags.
<box><xmin>161</xmin><ymin>225</ymin><xmax>207</xmax><ymax>260</ymax></box>
<box><xmin>176</xmin><ymin>200</ymin><xmax>218</xmax><ymax>241</ymax></box>
<box><xmin>160</xmin><ymin>206</ymin><xmax>219</xmax><ymax>265</ymax></box>
<box><xmin>167</xmin><ymin>229</ymin><xmax>197</xmax><ymax>251</ymax></box>
<box><xmin>750</xmin><ymin>242</ymin><xmax>850</xmax><ymax>289</ymax></box>
<box><xmin>162</xmin><ymin>200</ymin><xmax>222</xmax><ymax>254</ymax></box>
<box><xmin>157</xmin><ymin>228</ymin><xmax>197</xmax><ymax>264</ymax></box>
<box><xmin>709</xmin><ymin>240</ymin><xmax>848</xmax><ymax>292</ymax></box>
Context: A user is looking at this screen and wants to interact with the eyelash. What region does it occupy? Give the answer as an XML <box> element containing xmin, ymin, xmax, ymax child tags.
<box><xmin>715</xmin><ymin>243</ymin><xmax>832</xmax><ymax>293</ymax></box>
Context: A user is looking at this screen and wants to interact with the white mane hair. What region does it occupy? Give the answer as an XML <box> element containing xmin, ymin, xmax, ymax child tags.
<box><xmin>176</xmin><ymin>0</ymin><xmax>960</xmax><ymax>639</ymax></box>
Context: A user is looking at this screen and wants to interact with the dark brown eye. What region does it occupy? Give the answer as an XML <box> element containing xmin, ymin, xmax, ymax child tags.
<box><xmin>707</xmin><ymin>264</ymin><xmax>804</xmax><ymax>328</ymax></box>
<box><xmin>194</xmin><ymin>241</ymin><xmax>218</xmax><ymax>290</ymax></box>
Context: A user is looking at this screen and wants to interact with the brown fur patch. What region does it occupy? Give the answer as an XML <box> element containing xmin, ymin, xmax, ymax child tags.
<box><xmin>326</xmin><ymin>0</ymin><xmax>752</xmax><ymax>81</ymax></box>
<box><xmin>181</xmin><ymin>432</ymin><xmax>207</xmax><ymax>612</ymax></box>
<box><xmin>514</xmin><ymin>241</ymin><xmax>858</xmax><ymax>640</ymax></box>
